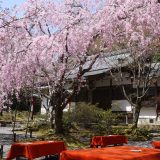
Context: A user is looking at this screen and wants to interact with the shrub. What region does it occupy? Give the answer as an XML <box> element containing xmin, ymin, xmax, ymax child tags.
<box><xmin>112</xmin><ymin>125</ymin><xmax>152</xmax><ymax>141</ymax></box>
<box><xmin>128</xmin><ymin>128</ymin><xmax>152</xmax><ymax>141</ymax></box>
<box><xmin>63</xmin><ymin>112</ymin><xmax>74</xmax><ymax>133</ymax></box>
<box><xmin>63</xmin><ymin>103</ymin><xmax>120</xmax><ymax>134</ymax></box>
<box><xmin>112</xmin><ymin>126</ymin><xmax>128</xmax><ymax>135</ymax></box>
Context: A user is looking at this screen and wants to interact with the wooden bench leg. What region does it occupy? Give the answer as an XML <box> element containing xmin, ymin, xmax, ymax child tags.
<box><xmin>0</xmin><ymin>145</ymin><xmax>3</xmax><ymax>159</ymax></box>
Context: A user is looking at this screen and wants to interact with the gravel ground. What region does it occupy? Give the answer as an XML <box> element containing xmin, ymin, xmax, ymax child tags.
<box><xmin>0</xmin><ymin>127</ymin><xmax>12</xmax><ymax>159</ymax></box>
<box><xmin>127</xmin><ymin>140</ymin><xmax>152</xmax><ymax>148</ymax></box>
<box><xmin>0</xmin><ymin>127</ymin><xmax>155</xmax><ymax>159</ymax></box>
<box><xmin>0</xmin><ymin>127</ymin><xmax>13</xmax><ymax>134</ymax></box>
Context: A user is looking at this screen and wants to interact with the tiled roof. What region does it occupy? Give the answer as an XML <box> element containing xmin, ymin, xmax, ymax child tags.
<box><xmin>68</xmin><ymin>49</ymin><xmax>131</xmax><ymax>78</ymax></box>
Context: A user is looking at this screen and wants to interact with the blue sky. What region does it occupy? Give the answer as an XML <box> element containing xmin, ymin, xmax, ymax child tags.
<box><xmin>1</xmin><ymin>0</ymin><xmax>25</xmax><ymax>8</ymax></box>
<box><xmin>1</xmin><ymin>0</ymin><xmax>63</xmax><ymax>8</ymax></box>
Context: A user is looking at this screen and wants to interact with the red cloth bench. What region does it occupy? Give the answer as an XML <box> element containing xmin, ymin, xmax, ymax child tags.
<box><xmin>152</xmin><ymin>141</ymin><xmax>160</xmax><ymax>149</ymax></box>
<box><xmin>6</xmin><ymin>141</ymin><xmax>66</xmax><ymax>160</ymax></box>
<box><xmin>60</xmin><ymin>146</ymin><xmax>160</xmax><ymax>160</ymax></box>
<box><xmin>90</xmin><ymin>135</ymin><xmax>128</xmax><ymax>148</ymax></box>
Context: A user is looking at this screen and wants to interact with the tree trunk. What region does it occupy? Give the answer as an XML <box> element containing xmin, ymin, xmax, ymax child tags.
<box><xmin>55</xmin><ymin>107</ymin><xmax>64</xmax><ymax>134</ymax></box>
<box><xmin>50</xmin><ymin>107</ymin><xmax>55</xmax><ymax>129</ymax></box>
<box><xmin>25</xmin><ymin>108</ymin><xmax>31</xmax><ymax>138</ymax></box>
<box><xmin>132</xmin><ymin>103</ymin><xmax>141</xmax><ymax>129</ymax></box>
<box><xmin>12</xmin><ymin>106</ymin><xmax>18</xmax><ymax>135</ymax></box>
<box><xmin>45</xmin><ymin>108</ymin><xmax>50</xmax><ymax>121</ymax></box>
<box><xmin>50</xmin><ymin>89</ymin><xmax>65</xmax><ymax>134</ymax></box>
<box><xmin>0</xmin><ymin>110</ymin><xmax>3</xmax><ymax>116</ymax></box>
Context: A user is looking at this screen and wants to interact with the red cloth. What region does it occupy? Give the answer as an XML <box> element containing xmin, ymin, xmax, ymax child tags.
<box><xmin>6</xmin><ymin>141</ymin><xmax>66</xmax><ymax>160</ymax></box>
<box><xmin>152</xmin><ymin>141</ymin><xmax>160</xmax><ymax>149</ymax></box>
<box><xmin>60</xmin><ymin>146</ymin><xmax>160</xmax><ymax>160</ymax></box>
<box><xmin>90</xmin><ymin>135</ymin><xmax>128</xmax><ymax>147</ymax></box>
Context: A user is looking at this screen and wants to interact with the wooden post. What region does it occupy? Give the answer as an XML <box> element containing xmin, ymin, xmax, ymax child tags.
<box><xmin>30</xmin><ymin>129</ymin><xmax>33</xmax><ymax>138</ymax></box>
<box><xmin>125</xmin><ymin>114</ymin><xmax>128</xmax><ymax>125</ymax></box>
<box><xmin>110</xmin><ymin>77</ymin><xmax>112</xmax><ymax>108</ymax></box>
<box><xmin>0</xmin><ymin>145</ymin><xmax>3</xmax><ymax>159</ymax></box>
<box><xmin>13</xmin><ymin>133</ymin><xmax>17</xmax><ymax>142</ymax></box>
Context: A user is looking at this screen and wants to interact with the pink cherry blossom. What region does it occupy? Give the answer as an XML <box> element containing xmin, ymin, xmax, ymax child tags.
<box><xmin>0</xmin><ymin>0</ymin><xmax>159</xmax><ymax>133</ymax></box>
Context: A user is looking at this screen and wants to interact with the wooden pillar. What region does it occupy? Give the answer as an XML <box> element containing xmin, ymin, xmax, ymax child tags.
<box><xmin>110</xmin><ymin>77</ymin><xmax>113</xmax><ymax>108</ymax></box>
<box><xmin>13</xmin><ymin>133</ymin><xmax>17</xmax><ymax>142</ymax></box>
<box><xmin>125</xmin><ymin>114</ymin><xmax>128</xmax><ymax>125</ymax></box>
<box><xmin>155</xmin><ymin>81</ymin><xmax>160</xmax><ymax>120</ymax></box>
<box><xmin>87</xmin><ymin>80</ymin><xmax>95</xmax><ymax>104</ymax></box>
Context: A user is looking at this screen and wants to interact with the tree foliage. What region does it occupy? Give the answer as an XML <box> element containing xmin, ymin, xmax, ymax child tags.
<box><xmin>0</xmin><ymin>0</ymin><xmax>159</xmax><ymax>133</ymax></box>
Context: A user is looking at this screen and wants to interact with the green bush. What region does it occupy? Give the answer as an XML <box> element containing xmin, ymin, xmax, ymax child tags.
<box><xmin>112</xmin><ymin>126</ymin><xmax>152</xmax><ymax>141</ymax></box>
<box><xmin>63</xmin><ymin>112</ymin><xmax>74</xmax><ymax>132</ymax></box>
<box><xmin>0</xmin><ymin>112</ymin><xmax>12</xmax><ymax>121</ymax></box>
<box><xmin>29</xmin><ymin>119</ymin><xmax>50</xmax><ymax>130</ymax></box>
<box><xmin>72</xmin><ymin>103</ymin><xmax>101</xmax><ymax>125</ymax></box>
<box><xmin>92</xmin><ymin>121</ymin><xmax>111</xmax><ymax>134</ymax></box>
<box><xmin>63</xmin><ymin>103</ymin><xmax>120</xmax><ymax>134</ymax></box>
<box><xmin>112</xmin><ymin>126</ymin><xmax>127</xmax><ymax>135</ymax></box>
<box><xmin>128</xmin><ymin>128</ymin><xmax>152</xmax><ymax>141</ymax></box>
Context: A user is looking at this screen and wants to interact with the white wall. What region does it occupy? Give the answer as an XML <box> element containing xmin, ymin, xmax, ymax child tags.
<box><xmin>40</xmin><ymin>94</ymin><xmax>160</xmax><ymax>125</ymax></box>
<box><xmin>139</xmin><ymin>107</ymin><xmax>157</xmax><ymax>119</ymax></box>
<box><xmin>138</xmin><ymin>107</ymin><xmax>160</xmax><ymax>125</ymax></box>
<box><xmin>63</xmin><ymin>102</ymin><xmax>76</xmax><ymax>112</ymax></box>
<box><xmin>41</xmin><ymin>96</ymin><xmax>76</xmax><ymax>114</ymax></box>
<box><xmin>41</xmin><ymin>96</ymin><xmax>49</xmax><ymax>114</ymax></box>
<box><xmin>111</xmin><ymin>100</ymin><xmax>132</xmax><ymax>112</ymax></box>
<box><xmin>111</xmin><ymin>100</ymin><xmax>160</xmax><ymax>125</ymax></box>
